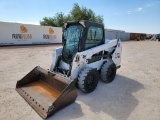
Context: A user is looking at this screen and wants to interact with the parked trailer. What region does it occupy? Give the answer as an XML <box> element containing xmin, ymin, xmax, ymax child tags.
<box><xmin>105</xmin><ymin>29</ymin><xmax>130</xmax><ymax>41</ymax></box>
<box><xmin>130</xmin><ymin>33</ymin><xmax>146</xmax><ymax>41</ymax></box>
<box><xmin>0</xmin><ymin>22</ymin><xmax>62</xmax><ymax>46</ymax></box>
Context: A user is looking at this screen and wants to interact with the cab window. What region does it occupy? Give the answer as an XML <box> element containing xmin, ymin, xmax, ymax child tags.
<box><xmin>85</xmin><ymin>27</ymin><xmax>103</xmax><ymax>50</ymax></box>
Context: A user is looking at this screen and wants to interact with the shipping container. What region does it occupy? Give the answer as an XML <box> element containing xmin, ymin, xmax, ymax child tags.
<box><xmin>130</xmin><ymin>33</ymin><xmax>146</xmax><ymax>41</ymax></box>
<box><xmin>0</xmin><ymin>22</ymin><xmax>62</xmax><ymax>46</ymax></box>
<box><xmin>105</xmin><ymin>29</ymin><xmax>130</xmax><ymax>41</ymax></box>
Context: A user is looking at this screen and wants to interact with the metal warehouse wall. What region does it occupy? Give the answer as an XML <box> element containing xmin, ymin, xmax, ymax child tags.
<box><xmin>105</xmin><ymin>29</ymin><xmax>130</xmax><ymax>41</ymax></box>
<box><xmin>0</xmin><ymin>22</ymin><xmax>62</xmax><ymax>46</ymax></box>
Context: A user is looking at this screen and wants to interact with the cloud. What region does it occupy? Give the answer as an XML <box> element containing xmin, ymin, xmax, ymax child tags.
<box><xmin>127</xmin><ymin>7</ymin><xmax>143</xmax><ymax>14</ymax></box>
<box><xmin>146</xmin><ymin>3</ymin><xmax>153</xmax><ymax>7</ymax></box>
<box><xmin>3</xmin><ymin>20</ymin><xmax>40</xmax><ymax>25</ymax></box>
<box><xmin>127</xmin><ymin>1</ymin><xmax>159</xmax><ymax>15</ymax></box>
<box><xmin>136</xmin><ymin>7</ymin><xmax>143</xmax><ymax>11</ymax></box>
<box><xmin>127</xmin><ymin>11</ymin><xmax>132</xmax><ymax>14</ymax></box>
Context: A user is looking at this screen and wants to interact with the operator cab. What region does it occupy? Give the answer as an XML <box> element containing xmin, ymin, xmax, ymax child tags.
<box><xmin>56</xmin><ymin>20</ymin><xmax>105</xmax><ymax>76</ymax></box>
<box><xmin>62</xmin><ymin>20</ymin><xmax>105</xmax><ymax>63</ymax></box>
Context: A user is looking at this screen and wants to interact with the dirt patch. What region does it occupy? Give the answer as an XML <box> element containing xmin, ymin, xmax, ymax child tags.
<box><xmin>0</xmin><ymin>41</ymin><xmax>160</xmax><ymax>120</ymax></box>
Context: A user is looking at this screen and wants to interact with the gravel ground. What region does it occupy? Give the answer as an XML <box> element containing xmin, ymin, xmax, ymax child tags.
<box><xmin>0</xmin><ymin>41</ymin><xmax>160</xmax><ymax>120</ymax></box>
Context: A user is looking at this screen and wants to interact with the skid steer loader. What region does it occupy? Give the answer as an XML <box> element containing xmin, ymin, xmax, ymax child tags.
<box><xmin>16</xmin><ymin>20</ymin><xmax>122</xmax><ymax>119</ymax></box>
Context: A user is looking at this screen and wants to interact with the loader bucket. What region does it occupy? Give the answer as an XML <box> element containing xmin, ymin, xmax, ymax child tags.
<box><xmin>16</xmin><ymin>66</ymin><xmax>77</xmax><ymax>119</ymax></box>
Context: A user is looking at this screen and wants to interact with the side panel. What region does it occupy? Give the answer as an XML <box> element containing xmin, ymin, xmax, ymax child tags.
<box><xmin>70</xmin><ymin>39</ymin><xmax>120</xmax><ymax>80</ymax></box>
<box><xmin>50</xmin><ymin>47</ymin><xmax>62</xmax><ymax>71</ymax></box>
<box><xmin>112</xmin><ymin>39</ymin><xmax>122</xmax><ymax>66</ymax></box>
<box><xmin>85</xmin><ymin>60</ymin><xmax>105</xmax><ymax>70</ymax></box>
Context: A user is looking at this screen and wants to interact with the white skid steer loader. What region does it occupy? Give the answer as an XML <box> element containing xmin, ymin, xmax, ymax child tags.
<box><xmin>16</xmin><ymin>20</ymin><xmax>122</xmax><ymax>119</ymax></box>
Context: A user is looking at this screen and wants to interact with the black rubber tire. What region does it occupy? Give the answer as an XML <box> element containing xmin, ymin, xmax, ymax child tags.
<box><xmin>78</xmin><ymin>67</ymin><xmax>99</xmax><ymax>93</ymax></box>
<box><xmin>101</xmin><ymin>62</ymin><xmax>116</xmax><ymax>83</ymax></box>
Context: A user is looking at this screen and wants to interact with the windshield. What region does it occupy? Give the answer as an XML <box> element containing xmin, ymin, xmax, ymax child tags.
<box><xmin>63</xmin><ymin>25</ymin><xmax>83</xmax><ymax>63</ymax></box>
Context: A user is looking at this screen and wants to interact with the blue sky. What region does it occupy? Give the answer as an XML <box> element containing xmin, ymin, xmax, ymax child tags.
<box><xmin>0</xmin><ymin>0</ymin><xmax>159</xmax><ymax>34</ymax></box>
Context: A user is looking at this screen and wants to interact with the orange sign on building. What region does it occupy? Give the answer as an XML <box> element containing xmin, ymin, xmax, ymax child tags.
<box><xmin>12</xmin><ymin>25</ymin><xmax>32</xmax><ymax>39</ymax></box>
<box><xmin>43</xmin><ymin>28</ymin><xmax>56</xmax><ymax>39</ymax></box>
<box><xmin>49</xmin><ymin>28</ymin><xmax>54</xmax><ymax>34</ymax></box>
<box><xmin>20</xmin><ymin>25</ymin><xmax>28</xmax><ymax>33</ymax></box>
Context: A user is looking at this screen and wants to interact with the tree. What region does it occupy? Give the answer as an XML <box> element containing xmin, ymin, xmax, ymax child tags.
<box><xmin>40</xmin><ymin>13</ymin><xmax>66</xmax><ymax>27</ymax></box>
<box><xmin>40</xmin><ymin>3</ymin><xmax>104</xmax><ymax>27</ymax></box>
<box><xmin>70</xmin><ymin>3</ymin><xmax>103</xmax><ymax>23</ymax></box>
